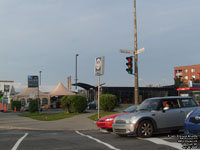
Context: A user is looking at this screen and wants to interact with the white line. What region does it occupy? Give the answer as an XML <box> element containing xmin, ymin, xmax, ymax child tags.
<box><xmin>75</xmin><ymin>131</ymin><xmax>120</xmax><ymax>150</ymax></box>
<box><xmin>11</xmin><ymin>133</ymin><xmax>28</xmax><ymax>150</ymax></box>
<box><xmin>140</xmin><ymin>137</ymin><xmax>183</xmax><ymax>150</ymax></box>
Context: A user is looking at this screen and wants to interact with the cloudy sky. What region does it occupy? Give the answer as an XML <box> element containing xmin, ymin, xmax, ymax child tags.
<box><xmin>0</xmin><ymin>0</ymin><xmax>200</xmax><ymax>91</ymax></box>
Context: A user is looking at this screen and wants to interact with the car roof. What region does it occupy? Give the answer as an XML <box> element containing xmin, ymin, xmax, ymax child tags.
<box><xmin>147</xmin><ymin>96</ymin><xmax>193</xmax><ymax>100</ymax></box>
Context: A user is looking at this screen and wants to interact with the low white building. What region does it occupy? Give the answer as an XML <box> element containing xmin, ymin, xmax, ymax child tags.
<box><xmin>0</xmin><ymin>80</ymin><xmax>16</xmax><ymax>104</ymax></box>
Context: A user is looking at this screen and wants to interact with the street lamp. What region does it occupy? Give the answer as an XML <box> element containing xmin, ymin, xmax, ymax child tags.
<box><xmin>75</xmin><ymin>54</ymin><xmax>79</xmax><ymax>92</ymax></box>
<box><xmin>39</xmin><ymin>71</ymin><xmax>42</xmax><ymax>86</ymax></box>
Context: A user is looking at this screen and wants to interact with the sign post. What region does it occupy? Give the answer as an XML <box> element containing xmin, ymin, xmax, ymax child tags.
<box><xmin>95</xmin><ymin>56</ymin><xmax>105</xmax><ymax>120</ymax></box>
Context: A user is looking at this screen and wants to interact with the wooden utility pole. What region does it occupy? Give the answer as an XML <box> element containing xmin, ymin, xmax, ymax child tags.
<box><xmin>134</xmin><ymin>0</ymin><xmax>139</xmax><ymax>104</ymax></box>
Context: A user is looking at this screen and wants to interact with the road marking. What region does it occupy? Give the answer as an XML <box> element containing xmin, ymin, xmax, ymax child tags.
<box><xmin>75</xmin><ymin>131</ymin><xmax>120</xmax><ymax>150</ymax></box>
<box><xmin>11</xmin><ymin>133</ymin><xmax>28</xmax><ymax>150</ymax></box>
<box><xmin>140</xmin><ymin>137</ymin><xmax>183</xmax><ymax>150</ymax></box>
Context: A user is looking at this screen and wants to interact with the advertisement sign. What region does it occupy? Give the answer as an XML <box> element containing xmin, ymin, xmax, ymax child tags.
<box><xmin>95</xmin><ymin>56</ymin><xmax>105</xmax><ymax>76</ymax></box>
<box><xmin>4</xmin><ymin>85</ymin><xmax>10</xmax><ymax>92</ymax></box>
<box><xmin>28</xmin><ymin>75</ymin><xmax>39</xmax><ymax>88</ymax></box>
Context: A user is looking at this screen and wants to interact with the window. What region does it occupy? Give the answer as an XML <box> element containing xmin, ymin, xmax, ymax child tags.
<box><xmin>192</xmin><ymin>75</ymin><xmax>195</xmax><ymax>79</ymax></box>
<box><xmin>191</xmin><ymin>68</ymin><xmax>195</xmax><ymax>73</ymax></box>
<box><xmin>179</xmin><ymin>98</ymin><xmax>198</xmax><ymax>107</ymax></box>
<box><xmin>184</xmin><ymin>76</ymin><xmax>188</xmax><ymax>80</ymax></box>
<box><xmin>42</xmin><ymin>98</ymin><xmax>48</xmax><ymax>105</ymax></box>
<box><xmin>161</xmin><ymin>99</ymin><xmax>179</xmax><ymax>109</ymax></box>
<box><xmin>184</xmin><ymin>69</ymin><xmax>188</xmax><ymax>73</ymax></box>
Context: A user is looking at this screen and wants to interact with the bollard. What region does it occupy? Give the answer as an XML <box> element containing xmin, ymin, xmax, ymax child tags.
<box><xmin>14</xmin><ymin>107</ymin><xmax>17</xmax><ymax>112</ymax></box>
<box><xmin>4</xmin><ymin>104</ymin><xmax>7</xmax><ymax>112</ymax></box>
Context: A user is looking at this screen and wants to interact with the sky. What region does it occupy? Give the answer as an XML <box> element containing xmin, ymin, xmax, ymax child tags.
<box><xmin>0</xmin><ymin>0</ymin><xmax>200</xmax><ymax>92</ymax></box>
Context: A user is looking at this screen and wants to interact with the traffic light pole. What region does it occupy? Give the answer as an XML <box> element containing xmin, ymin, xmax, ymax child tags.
<box><xmin>120</xmin><ymin>0</ymin><xmax>144</xmax><ymax>105</ymax></box>
<box><xmin>134</xmin><ymin>0</ymin><xmax>139</xmax><ymax>105</ymax></box>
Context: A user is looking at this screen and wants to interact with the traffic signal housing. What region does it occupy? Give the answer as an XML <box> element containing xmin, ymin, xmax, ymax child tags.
<box><xmin>126</xmin><ymin>56</ymin><xmax>133</xmax><ymax>74</ymax></box>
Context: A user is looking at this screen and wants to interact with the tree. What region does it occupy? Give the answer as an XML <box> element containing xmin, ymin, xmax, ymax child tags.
<box><xmin>174</xmin><ymin>77</ymin><xmax>183</xmax><ymax>89</ymax></box>
<box><xmin>192</xmin><ymin>78</ymin><xmax>200</xmax><ymax>83</ymax></box>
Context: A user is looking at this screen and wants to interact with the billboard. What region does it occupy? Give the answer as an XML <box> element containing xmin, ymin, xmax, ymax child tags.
<box><xmin>95</xmin><ymin>56</ymin><xmax>105</xmax><ymax>76</ymax></box>
<box><xmin>4</xmin><ymin>85</ymin><xmax>10</xmax><ymax>92</ymax></box>
<box><xmin>28</xmin><ymin>75</ymin><xmax>39</xmax><ymax>88</ymax></box>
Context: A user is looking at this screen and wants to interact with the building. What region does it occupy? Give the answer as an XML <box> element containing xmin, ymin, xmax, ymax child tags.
<box><xmin>73</xmin><ymin>82</ymin><xmax>177</xmax><ymax>104</ymax></box>
<box><xmin>174</xmin><ymin>64</ymin><xmax>200</xmax><ymax>82</ymax></box>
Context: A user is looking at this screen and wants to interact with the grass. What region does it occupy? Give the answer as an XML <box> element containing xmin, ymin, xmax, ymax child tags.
<box><xmin>19</xmin><ymin>112</ymin><xmax>79</xmax><ymax>121</ymax></box>
<box><xmin>88</xmin><ymin>111</ymin><xmax>119</xmax><ymax>121</ymax></box>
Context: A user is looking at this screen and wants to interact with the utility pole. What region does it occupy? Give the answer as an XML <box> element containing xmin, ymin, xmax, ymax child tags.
<box><xmin>120</xmin><ymin>0</ymin><xmax>144</xmax><ymax>105</ymax></box>
<box><xmin>134</xmin><ymin>0</ymin><xmax>139</xmax><ymax>104</ymax></box>
<box><xmin>75</xmin><ymin>54</ymin><xmax>79</xmax><ymax>92</ymax></box>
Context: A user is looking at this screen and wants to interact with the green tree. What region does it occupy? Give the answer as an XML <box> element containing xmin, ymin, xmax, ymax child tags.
<box><xmin>192</xmin><ymin>79</ymin><xmax>200</xmax><ymax>83</ymax></box>
<box><xmin>174</xmin><ymin>77</ymin><xmax>183</xmax><ymax>89</ymax></box>
<box><xmin>29</xmin><ymin>100</ymin><xmax>38</xmax><ymax>113</ymax></box>
<box><xmin>61</xmin><ymin>96</ymin><xmax>72</xmax><ymax>113</ymax></box>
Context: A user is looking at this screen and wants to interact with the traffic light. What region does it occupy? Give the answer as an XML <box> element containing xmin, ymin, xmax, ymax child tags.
<box><xmin>126</xmin><ymin>56</ymin><xmax>133</xmax><ymax>74</ymax></box>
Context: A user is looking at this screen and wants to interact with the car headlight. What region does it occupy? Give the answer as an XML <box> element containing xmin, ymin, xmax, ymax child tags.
<box><xmin>185</xmin><ymin>110</ymin><xmax>193</xmax><ymax>120</ymax></box>
<box><xmin>105</xmin><ymin>118</ymin><xmax>114</xmax><ymax>121</ymax></box>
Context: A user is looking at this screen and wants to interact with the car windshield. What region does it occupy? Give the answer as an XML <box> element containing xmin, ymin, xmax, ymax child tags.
<box><xmin>137</xmin><ymin>99</ymin><xmax>160</xmax><ymax>111</ymax></box>
<box><xmin>123</xmin><ymin>105</ymin><xmax>138</xmax><ymax>112</ymax></box>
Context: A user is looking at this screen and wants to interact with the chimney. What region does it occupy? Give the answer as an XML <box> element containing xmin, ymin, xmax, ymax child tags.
<box><xmin>67</xmin><ymin>76</ymin><xmax>71</xmax><ymax>90</ymax></box>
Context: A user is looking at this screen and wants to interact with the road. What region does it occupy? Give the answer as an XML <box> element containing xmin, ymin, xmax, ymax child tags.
<box><xmin>1</xmin><ymin>129</ymin><xmax>199</xmax><ymax>150</ymax></box>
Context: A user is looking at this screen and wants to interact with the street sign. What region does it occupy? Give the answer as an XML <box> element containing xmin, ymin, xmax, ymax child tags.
<box><xmin>135</xmin><ymin>48</ymin><xmax>145</xmax><ymax>55</ymax></box>
<box><xmin>120</xmin><ymin>48</ymin><xmax>145</xmax><ymax>55</ymax></box>
<box><xmin>120</xmin><ymin>49</ymin><xmax>134</xmax><ymax>54</ymax></box>
<box><xmin>95</xmin><ymin>56</ymin><xmax>105</xmax><ymax>76</ymax></box>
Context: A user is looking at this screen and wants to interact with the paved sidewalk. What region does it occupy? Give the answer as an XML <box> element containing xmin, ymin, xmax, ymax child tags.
<box><xmin>0</xmin><ymin>112</ymin><xmax>98</xmax><ymax>131</ymax></box>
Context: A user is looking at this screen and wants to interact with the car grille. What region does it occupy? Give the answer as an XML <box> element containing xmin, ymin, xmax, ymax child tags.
<box><xmin>189</xmin><ymin>117</ymin><xmax>200</xmax><ymax>124</ymax></box>
<box><xmin>115</xmin><ymin>120</ymin><xmax>126</xmax><ymax>124</ymax></box>
<box><xmin>189</xmin><ymin>130</ymin><xmax>200</xmax><ymax>135</ymax></box>
<box><xmin>114</xmin><ymin>129</ymin><xmax>127</xmax><ymax>134</ymax></box>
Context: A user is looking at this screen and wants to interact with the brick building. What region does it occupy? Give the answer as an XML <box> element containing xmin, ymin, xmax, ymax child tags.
<box><xmin>174</xmin><ymin>65</ymin><xmax>200</xmax><ymax>82</ymax></box>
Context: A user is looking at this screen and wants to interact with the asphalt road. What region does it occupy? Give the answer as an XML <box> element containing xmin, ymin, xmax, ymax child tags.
<box><xmin>1</xmin><ymin>129</ymin><xmax>199</xmax><ymax>150</ymax></box>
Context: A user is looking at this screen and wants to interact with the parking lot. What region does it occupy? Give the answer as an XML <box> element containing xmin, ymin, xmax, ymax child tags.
<box><xmin>1</xmin><ymin>129</ymin><xmax>199</xmax><ymax>150</ymax></box>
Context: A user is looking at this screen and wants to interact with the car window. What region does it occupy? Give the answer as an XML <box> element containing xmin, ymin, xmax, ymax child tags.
<box><xmin>161</xmin><ymin>99</ymin><xmax>179</xmax><ymax>110</ymax></box>
<box><xmin>123</xmin><ymin>105</ymin><xmax>137</xmax><ymax>112</ymax></box>
<box><xmin>179</xmin><ymin>98</ymin><xmax>198</xmax><ymax>108</ymax></box>
<box><xmin>137</xmin><ymin>99</ymin><xmax>160</xmax><ymax>111</ymax></box>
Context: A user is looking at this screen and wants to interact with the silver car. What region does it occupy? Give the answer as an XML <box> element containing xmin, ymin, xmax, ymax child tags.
<box><xmin>112</xmin><ymin>96</ymin><xmax>199</xmax><ymax>138</ymax></box>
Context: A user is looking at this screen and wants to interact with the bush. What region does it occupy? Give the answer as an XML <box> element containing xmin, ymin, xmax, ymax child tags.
<box><xmin>11</xmin><ymin>100</ymin><xmax>21</xmax><ymax>111</ymax></box>
<box><xmin>100</xmin><ymin>94</ymin><xmax>117</xmax><ymax>111</ymax></box>
<box><xmin>29</xmin><ymin>100</ymin><xmax>38</xmax><ymax>113</ymax></box>
<box><xmin>61</xmin><ymin>96</ymin><xmax>72</xmax><ymax>113</ymax></box>
<box><xmin>61</xmin><ymin>95</ymin><xmax>87</xmax><ymax>113</ymax></box>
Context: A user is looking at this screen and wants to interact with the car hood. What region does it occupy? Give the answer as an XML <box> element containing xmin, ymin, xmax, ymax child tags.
<box><xmin>99</xmin><ymin>112</ymin><xmax>126</xmax><ymax>121</ymax></box>
<box><xmin>190</xmin><ymin>107</ymin><xmax>200</xmax><ymax>117</ymax></box>
<box><xmin>115</xmin><ymin>110</ymin><xmax>155</xmax><ymax>122</ymax></box>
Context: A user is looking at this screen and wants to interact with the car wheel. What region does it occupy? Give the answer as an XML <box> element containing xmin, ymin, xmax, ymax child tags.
<box><xmin>138</xmin><ymin>120</ymin><xmax>154</xmax><ymax>138</ymax></box>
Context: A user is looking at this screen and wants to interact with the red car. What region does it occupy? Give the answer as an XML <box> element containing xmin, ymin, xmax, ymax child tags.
<box><xmin>96</xmin><ymin>105</ymin><xmax>137</xmax><ymax>131</ymax></box>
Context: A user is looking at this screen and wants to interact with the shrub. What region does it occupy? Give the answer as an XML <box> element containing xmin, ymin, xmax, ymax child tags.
<box><xmin>61</xmin><ymin>96</ymin><xmax>72</xmax><ymax>113</ymax></box>
<box><xmin>62</xmin><ymin>95</ymin><xmax>87</xmax><ymax>113</ymax></box>
<box><xmin>100</xmin><ymin>94</ymin><xmax>117</xmax><ymax>111</ymax></box>
<box><xmin>29</xmin><ymin>100</ymin><xmax>38</xmax><ymax>113</ymax></box>
<box><xmin>11</xmin><ymin>100</ymin><xmax>21</xmax><ymax>111</ymax></box>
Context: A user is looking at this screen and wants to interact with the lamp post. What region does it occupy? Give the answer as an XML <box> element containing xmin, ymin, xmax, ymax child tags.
<box><xmin>75</xmin><ymin>54</ymin><xmax>79</xmax><ymax>92</ymax></box>
<box><xmin>38</xmin><ymin>71</ymin><xmax>42</xmax><ymax>113</ymax></box>
<box><xmin>39</xmin><ymin>71</ymin><xmax>42</xmax><ymax>86</ymax></box>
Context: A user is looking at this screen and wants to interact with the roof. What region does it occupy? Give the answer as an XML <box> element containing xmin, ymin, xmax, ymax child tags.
<box><xmin>15</xmin><ymin>87</ymin><xmax>48</xmax><ymax>97</ymax></box>
<box><xmin>49</xmin><ymin>82</ymin><xmax>75</xmax><ymax>96</ymax></box>
<box><xmin>72</xmin><ymin>82</ymin><xmax>95</xmax><ymax>90</ymax></box>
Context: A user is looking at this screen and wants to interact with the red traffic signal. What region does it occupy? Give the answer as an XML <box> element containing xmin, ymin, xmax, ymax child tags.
<box><xmin>126</xmin><ymin>56</ymin><xmax>133</xmax><ymax>74</ymax></box>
